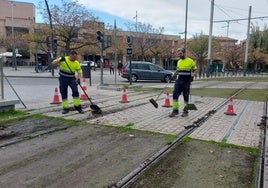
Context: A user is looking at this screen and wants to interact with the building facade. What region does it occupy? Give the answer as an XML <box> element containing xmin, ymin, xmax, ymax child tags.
<box><xmin>0</xmin><ymin>0</ymin><xmax>35</xmax><ymax>50</ymax></box>
<box><xmin>0</xmin><ymin>0</ymin><xmax>241</xmax><ymax>71</ymax></box>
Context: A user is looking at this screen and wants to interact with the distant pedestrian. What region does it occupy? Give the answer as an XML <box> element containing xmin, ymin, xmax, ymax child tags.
<box><xmin>110</xmin><ymin>62</ymin><xmax>114</xmax><ymax>75</ymax></box>
<box><xmin>52</xmin><ymin>50</ymin><xmax>84</xmax><ymax>114</ymax></box>
<box><xmin>117</xmin><ymin>60</ymin><xmax>123</xmax><ymax>75</ymax></box>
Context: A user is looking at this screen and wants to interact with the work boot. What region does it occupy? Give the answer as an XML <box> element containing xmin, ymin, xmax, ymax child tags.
<box><xmin>181</xmin><ymin>109</ymin><xmax>189</xmax><ymax>117</ymax></box>
<box><xmin>169</xmin><ymin>109</ymin><xmax>179</xmax><ymax>117</ymax></box>
<box><xmin>62</xmin><ymin>108</ymin><xmax>69</xmax><ymax>114</ymax></box>
<box><xmin>75</xmin><ymin>105</ymin><xmax>84</xmax><ymax>114</ymax></box>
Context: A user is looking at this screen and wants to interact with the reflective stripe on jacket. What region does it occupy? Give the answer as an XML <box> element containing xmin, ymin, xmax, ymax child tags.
<box><xmin>176</xmin><ymin>57</ymin><xmax>197</xmax><ymax>81</ymax></box>
<box><xmin>58</xmin><ymin>56</ymin><xmax>82</xmax><ymax>77</ymax></box>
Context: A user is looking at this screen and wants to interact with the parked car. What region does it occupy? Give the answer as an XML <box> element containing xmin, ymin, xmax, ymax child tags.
<box><xmin>121</xmin><ymin>61</ymin><xmax>173</xmax><ymax>82</ymax></box>
<box><xmin>81</xmin><ymin>61</ymin><xmax>97</xmax><ymax>71</ymax></box>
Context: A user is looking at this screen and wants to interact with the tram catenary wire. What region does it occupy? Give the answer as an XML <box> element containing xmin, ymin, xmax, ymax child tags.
<box><xmin>214</xmin><ymin>15</ymin><xmax>268</xmax><ymax>23</ymax></box>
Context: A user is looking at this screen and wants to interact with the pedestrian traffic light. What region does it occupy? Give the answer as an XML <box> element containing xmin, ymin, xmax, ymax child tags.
<box><xmin>97</xmin><ymin>31</ymin><xmax>104</xmax><ymax>43</ymax></box>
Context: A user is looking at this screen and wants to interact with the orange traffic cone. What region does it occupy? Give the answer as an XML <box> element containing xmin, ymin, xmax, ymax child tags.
<box><xmin>50</xmin><ymin>87</ymin><xmax>61</xmax><ymax>104</ymax></box>
<box><xmin>162</xmin><ymin>91</ymin><xmax>172</xmax><ymax>107</ymax></box>
<box><xmin>120</xmin><ymin>88</ymin><xmax>129</xmax><ymax>103</ymax></box>
<box><xmin>224</xmin><ymin>97</ymin><xmax>236</xmax><ymax>115</ymax></box>
<box><xmin>80</xmin><ymin>78</ymin><xmax>88</xmax><ymax>100</ymax></box>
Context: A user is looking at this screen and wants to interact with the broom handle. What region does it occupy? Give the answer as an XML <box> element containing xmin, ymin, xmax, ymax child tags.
<box><xmin>155</xmin><ymin>79</ymin><xmax>172</xmax><ymax>101</ymax></box>
<box><xmin>189</xmin><ymin>83</ymin><xmax>192</xmax><ymax>103</ymax></box>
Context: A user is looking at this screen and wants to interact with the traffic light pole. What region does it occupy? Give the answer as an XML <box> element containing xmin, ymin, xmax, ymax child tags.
<box><xmin>44</xmin><ymin>0</ymin><xmax>55</xmax><ymax>76</ymax></box>
<box><xmin>126</xmin><ymin>36</ymin><xmax>133</xmax><ymax>85</ymax></box>
<box><xmin>100</xmin><ymin>42</ymin><xmax>104</xmax><ymax>86</ymax></box>
<box><xmin>96</xmin><ymin>31</ymin><xmax>112</xmax><ymax>86</ymax></box>
<box><xmin>97</xmin><ymin>31</ymin><xmax>105</xmax><ymax>86</ymax></box>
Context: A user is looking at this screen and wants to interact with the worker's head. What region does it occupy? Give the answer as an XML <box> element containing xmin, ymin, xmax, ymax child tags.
<box><xmin>177</xmin><ymin>48</ymin><xmax>186</xmax><ymax>59</ymax></box>
<box><xmin>69</xmin><ymin>50</ymin><xmax>78</xmax><ymax>61</ymax></box>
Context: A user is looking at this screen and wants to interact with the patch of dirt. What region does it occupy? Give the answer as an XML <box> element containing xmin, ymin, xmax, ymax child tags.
<box><xmin>0</xmin><ymin>117</ymin><xmax>70</xmax><ymax>147</ymax></box>
<box><xmin>131</xmin><ymin>139</ymin><xmax>256</xmax><ymax>188</ymax></box>
<box><xmin>0</xmin><ymin>117</ymin><xmax>167</xmax><ymax>187</ymax></box>
<box><xmin>0</xmin><ymin>117</ymin><xmax>257</xmax><ymax>187</ymax></box>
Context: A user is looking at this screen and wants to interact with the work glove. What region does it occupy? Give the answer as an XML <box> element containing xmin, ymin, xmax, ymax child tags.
<box><xmin>172</xmin><ymin>74</ymin><xmax>177</xmax><ymax>80</ymax></box>
<box><xmin>59</xmin><ymin>56</ymin><xmax>65</xmax><ymax>62</ymax></box>
<box><xmin>76</xmin><ymin>79</ymin><xmax>81</xmax><ymax>85</ymax></box>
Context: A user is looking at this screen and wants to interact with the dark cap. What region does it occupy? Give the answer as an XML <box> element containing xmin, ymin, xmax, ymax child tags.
<box><xmin>69</xmin><ymin>50</ymin><xmax>78</xmax><ymax>55</ymax></box>
<box><xmin>177</xmin><ymin>48</ymin><xmax>186</xmax><ymax>53</ymax></box>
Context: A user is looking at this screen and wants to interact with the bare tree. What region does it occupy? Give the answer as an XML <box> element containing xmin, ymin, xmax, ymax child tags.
<box><xmin>38</xmin><ymin>0</ymin><xmax>101</xmax><ymax>54</ymax></box>
<box><xmin>126</xmin><ymin>22</ymin><xmax>164</xmax><ymax>61</ymax></box>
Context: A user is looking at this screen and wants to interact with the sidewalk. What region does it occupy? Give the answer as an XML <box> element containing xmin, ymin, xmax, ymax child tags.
<box><xmin>3</xmin><ymin>66</ymin><xmax>55</xmax><ymax>78</ymax></box>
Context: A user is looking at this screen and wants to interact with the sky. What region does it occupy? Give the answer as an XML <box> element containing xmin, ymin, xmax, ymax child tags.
<box><xmin>14</xmin><ymin>0</ymin><xmax>268</xmax><ymax>42</ymax></box>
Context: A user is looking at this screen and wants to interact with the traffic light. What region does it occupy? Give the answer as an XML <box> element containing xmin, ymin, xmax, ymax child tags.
<box><xmin>126</xmin><ymin>35</ymin><xmax>133</xmax><ymax>46</ymax></box>
<box><xmin>97</xmin><ymin>31</ymin><xmax>104</xmax><ymax>42</ymax></box>
<box><xmin>106</xmin><ymin>35</ymin><xmax>111</xmax><ymax>47</ymax></box>
<box><xmin>46</xmin><ymin>36</ymin><xmax>51</xmax><ymax>48</ymax></box>
<box><xmin>53</xmin><ymin>39</ymin><xmax>57</xmax><ymax>52</ymax></box>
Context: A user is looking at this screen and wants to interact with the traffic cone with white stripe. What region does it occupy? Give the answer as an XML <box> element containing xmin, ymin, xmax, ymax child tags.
<box><xmin>224</xmin><ymin>97</ymin><xmax>236</xmax><ymax>115</ymax></box>
<box><xmin>50</xmin><ymin>87</ymin><xmax>61</xmax><ymax>104</ymax></box>
<box><xmin>80</xmin><ymin>78</ymin><xmax>88</xmax><ymax>100</ymax></box>
<box><xmin>120</xmin><ymin>88</ymin><xmax>129</xmax><ymax>103</ymax></box>
<box><xmin>162</xmin><ymin>91</ymin><xmax>172</xmax><ymax>107</ymax></box>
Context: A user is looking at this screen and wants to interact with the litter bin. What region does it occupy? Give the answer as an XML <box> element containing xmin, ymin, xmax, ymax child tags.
<box><xmin>80</xmin><ymin>62</ymin><xmax>92</xmax><ymax>86</ymax></box>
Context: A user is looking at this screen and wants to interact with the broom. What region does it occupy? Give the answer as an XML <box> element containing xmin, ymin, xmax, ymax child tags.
<box><xmin>184</xmin><ymin>83</ymin><xmax>197</xmax><ymax>111</ymax></box>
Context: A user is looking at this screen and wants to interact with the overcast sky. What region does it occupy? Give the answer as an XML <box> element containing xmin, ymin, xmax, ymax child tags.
<box><xmin>16</xmin><ymin>0</ymin><xmax>268</xmax><ymax>41</ymax></box>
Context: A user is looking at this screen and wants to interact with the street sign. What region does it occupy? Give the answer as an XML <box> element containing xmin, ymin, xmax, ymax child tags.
<box><xmin>127</xmin><ymin>48</ymin><xmax>132</xmax><ymax>55</ymax></box>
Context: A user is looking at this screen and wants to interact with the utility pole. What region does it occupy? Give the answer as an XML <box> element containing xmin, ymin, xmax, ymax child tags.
<box><xmin>11</xmin><ymin>2</ymin><xmax>17</xmax><ymax>71</ymax></box>
<box><xmin>207</xmin><ymin>0</ymin><xmax>214</xmax><ymax>77</ymax></box>
<box><xmin>0</xmin><ymin>57</ymin><xmax>3</xmax><ymax>99</ymax></box>
<box><xmin>184</xmin><ymin>0</ymin><xmax>188</xmax><ymax>50</ymax></box>
<box><xmin>243</xmin><ymin>6</ymin><xmax>252</xmax><ymax>76</ymax></box>
<box><xmin>114</xmin><ymin>19</ymin><xmax>118</xmax><ymax>84</ymax></box>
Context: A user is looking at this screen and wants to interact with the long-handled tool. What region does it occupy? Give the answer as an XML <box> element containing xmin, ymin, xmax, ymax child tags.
<box><xmin>149</xmin><ymin>80</ymin><xmax>172</xmax><ymax>108</ymax></box>
<box><xmin>62</xmin><ymin>58</ymin><xmax>102</xmax><ymax>115</ymax></box>
<box><xmin>77</xmin><ymin>81</ymin><xmax>102</xmax><ymax>115</ymax></box>
<box><xmin>184</xmin><ymin>83</ymin><xmax>197</xmax><ymax>111</ymax></box>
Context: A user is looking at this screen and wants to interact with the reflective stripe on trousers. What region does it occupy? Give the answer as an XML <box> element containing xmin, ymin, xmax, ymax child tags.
<box><xmin>172</xmin><ymin>79</ymin><xmax>191</xmax><ymax>109</ymax></box>
<box><xmin>59</xmin><ymin>76</ymin><xmax>81</xmax><ymax>107</ymax></box>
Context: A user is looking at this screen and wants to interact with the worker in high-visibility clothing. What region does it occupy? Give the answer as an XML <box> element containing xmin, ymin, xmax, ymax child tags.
<box><xmin>52</xmin><ymin>50</ymin><xmax>84</xmax><ymax>114</ymax></box>
<box><xmin>169</xmin><ymin>48</ymin><xmax>198</xmax><ymax>117</ymax></box>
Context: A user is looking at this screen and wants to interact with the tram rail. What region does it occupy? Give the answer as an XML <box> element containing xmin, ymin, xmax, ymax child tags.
<box><xmin>109</xmin><ymin>83</ymin><xmax>267</xmax><ymax>188</ymax></box>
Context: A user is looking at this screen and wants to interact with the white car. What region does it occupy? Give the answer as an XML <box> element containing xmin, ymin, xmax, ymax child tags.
<box><xmin>81</xmin><ymin>61</ymin><xmax>97</xmax><ymax>71</ymax></box>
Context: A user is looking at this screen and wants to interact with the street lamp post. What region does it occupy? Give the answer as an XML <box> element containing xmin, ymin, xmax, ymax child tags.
<box><xmin>207</xmin><ymin>0</ymin><xmax>214</xmax><ymax>77</ymax></box>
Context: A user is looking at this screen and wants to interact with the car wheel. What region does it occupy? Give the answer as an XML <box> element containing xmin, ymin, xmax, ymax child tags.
<box><xmin>164</xmin><ymin>75</ymin><xmax>172</xmax><ymax>83</ymax></box>
<box><xmin>131</xmin><ymin>74</ymin><xmax>138</xmax><ymax>82</ymax></box>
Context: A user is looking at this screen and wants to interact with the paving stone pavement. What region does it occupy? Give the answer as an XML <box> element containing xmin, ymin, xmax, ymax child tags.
<box><xmin>1</xmin><ymin>66</ymin><xmax>267</xmax><ymax>149</ymax></box>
